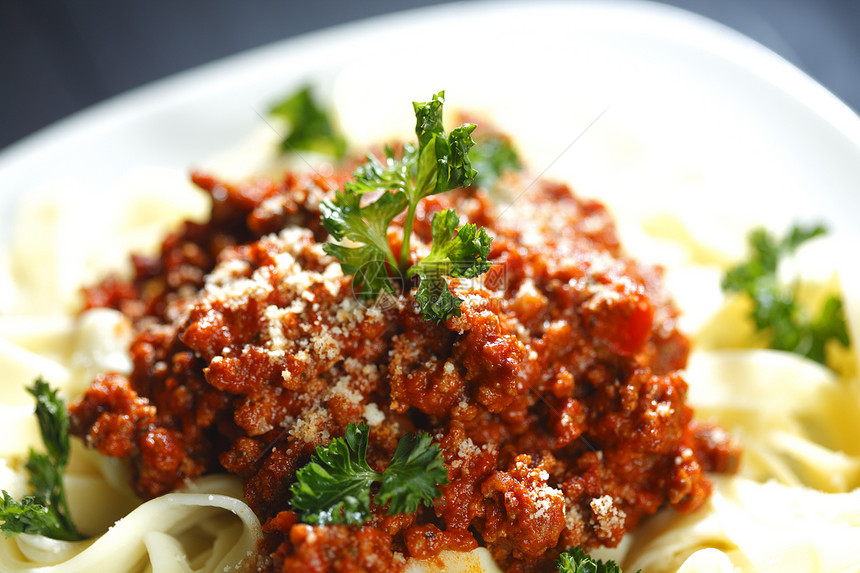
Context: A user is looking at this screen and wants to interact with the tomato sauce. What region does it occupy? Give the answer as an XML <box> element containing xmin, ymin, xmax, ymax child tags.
<box><xmin>71</xmin><ymin>166</ymin><xmax>739</xmax><ymax>572</ymax></box>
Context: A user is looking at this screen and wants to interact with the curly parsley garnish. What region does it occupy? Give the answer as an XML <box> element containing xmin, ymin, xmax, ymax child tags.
<box><xmin>320</xmin><ymin>91</ymin><xmax>493</xmax><ymax>323</ymax></box>
<box><xmin>269</xmin><ymin>84</ymin><xmax>347</xmax><ymax>159</ymax></box>
<box><xmin>557</xmin><ymin>547</ymin><xmax>639</xmax><ymax>573</ymax></box>
<box><xmin>289</xmin><ymin>422</ymin><xmax>448</xmax><ymax>525</ymax></box>
<box><xmin>0</xmin><ymin>378</ymin><xmax>82</xmax><ymax>540</ymax></box>
<box><xmin>722</xmin><ymin>223</ymin><xmax>850</xmax><ymax>364</ymax></box>
<box><xmin>409</xmin><ymin>209</ymin><xmax>492</xmax><ymax>323</ymax></box>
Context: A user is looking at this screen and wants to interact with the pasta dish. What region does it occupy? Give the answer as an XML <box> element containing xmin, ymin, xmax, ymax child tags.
<box><xmin>0</xmin><ymin>88</ymin><xmax>858</xmax><ymax>573</ymax></box>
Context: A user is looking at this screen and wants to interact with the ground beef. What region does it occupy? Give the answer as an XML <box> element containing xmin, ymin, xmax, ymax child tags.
<box><xmin>71</xmin><ymin>164</ymin><xmax>739</xmax><ymax>572</ymax></box>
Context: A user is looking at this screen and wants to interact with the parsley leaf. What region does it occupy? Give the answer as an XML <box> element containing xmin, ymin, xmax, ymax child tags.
<box><xmin>557</xmin><ymin>547</ymin><xmax>639</xmax><ymax>573</ymax></box>
<box><xmin>376</xmin><ymin>431</ymin><xmax>448</xmax><ymax>514</ymax></box>
<box><xmin>289</xmin><ymin>423</ymin><xmax>379</xmax><ymax>525</ymax></box>
<box><xmin>0</xmin><ymin>378</ymin><xmax>82</xmax><ymax>540</ymax></box>
<box><xmin>320</xmin><ymin>91</ymin><xmax>492</xmax><ymax>322</ymax></box>
<box><xmin>722</xmin><ymin>223</ymin><xmax>850</xmax><ymax>364</ymax></box>
<box><xmin>470</xmin><ymin>133</ymin><xmax>522</xmax><ymax>188</ymax></box>
<box><xmin>320</xmin><ymin>185</ymin><xmax>407</xmax><ymax>297</ymax></box>
<box><xmin>414</xmin><ymin>274</ymin><xmax>464</xmax><ymax>326</ymax></box>
<box><xmin>410</xmin><ymin>92</ymin><xmax>479</xmax><ymax>198</ymax></box>
<box><xmin>410</xmin><ymin>209</ymin><xmax>493</xmax><ymax>280</ymax></box>
<box><xmin>29</xmin><ymin>378</ymin><xmax>72</xmax><ymax>468</ymax></box>
<box><xmin>0</xmin><ymin>492</ymin><xmax>62</xmax><ymax>538</ymax></box>
<box><xmin>409</xmin><ymin>209</ymin><xmax>492</xmax><ymax>323</ymax></box>
<box><xmin>289</xmin><ymin>422</ymin><xmax>448</xmax><ymax>525</ymax></box>
<box><xmin>269</xmin><ymin>84</ymin><xmax>347</xmax><ymax>159</ymax></box>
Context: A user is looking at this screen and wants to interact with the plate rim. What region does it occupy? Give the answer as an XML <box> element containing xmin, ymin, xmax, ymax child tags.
<box><xmin>1</xmin><ymin>0</ymin><xmax>859</xmax><ymax>202</ymax></box>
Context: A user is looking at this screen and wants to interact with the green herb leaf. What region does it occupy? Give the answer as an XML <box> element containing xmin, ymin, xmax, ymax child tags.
<box><xmin>25</xmin><ymin>452</ymin><xmax>60</xmax><ymax>502</ymax></box>
<box><xmin>320</xmin><ymin>91</ymin><xmax>492</xmax><ymax>323</ymax></box>
<box><xmin>290</xmin><ymin>423</ymin><xmax>448</xmax><ymax>525</ymax></box>
<box><xmin>320</xmin><ymin>184</ymin><xmax>406</xmax><ymax>296</ymax></box>
<box><xmin>321</xmin><ymin>178</ymin><xmax>409</xmax><ymax>247</ymax></box>
<box><xmin>409</xmin><ymin>209</ymin><xmax>493</xmax><ymax>323</ymax></box>
<box><xmin>269</xmin><ymin>84</ymin><xmax>347</xmax><ymax>159</ymax></box>
<box><xmin>27</xmin><ymin>378</ymin><xmax>71</xmax><ymax>468</ymax></box>
<box><xmin>414</xmin><ymin>94</ymin><xmax>445</xmax><ymax>147</ymax></box>
<box><xmin>289</xmin><ymin>423</ymin><xmax>380</xmax><ymax>525</ymax></box>
<box><xmin>414</xmin><ymin>274</ymin><xmax>465</xmax><ymax>325</ymax></box>
<box><xmin>410</xmin><ymin>93</ymin><xmax>477</xmax><ymax>201</ymax></box>
<box><xmin>0</xmin><ymin>492</ymin><xmax>62</xmax><ymax>539</ymax></box>
<box><xmin>557</xmin><ymin>547</ymin><xmax>638</xmax><ymax>573</ymax></box>
<box><xmin>324</xmin><ymin>243</ymin><xmax>398</xmax><ymax>298</ymax></box>
<box><xmin>376</xmin><ymin>431</ymin><xmax>448</xmax><ymax>514</ymax></box>
<box><xmin>410</xmin><ymin>209</ymin><xmax>492</xmax><ymax>279</ymax></box>
<box><xmin>721</xmin><ymin>223</ymin><xmax>849</xmax><ymax>364</ymax></box>
<box><xmin>1</xmin><ymin>378</ymin><xmax>82</xmax><ymax>541</ymax></box>
<box><xmin>470</xmin><ymin>133</ymin><xmax>522</xmax><ymax>188</ymax></box>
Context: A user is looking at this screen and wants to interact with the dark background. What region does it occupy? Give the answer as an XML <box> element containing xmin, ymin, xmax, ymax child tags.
<box><xmin>2</xmin><ymin>0</ymin><xmax>859</xmax><ymax>153</ymax></box>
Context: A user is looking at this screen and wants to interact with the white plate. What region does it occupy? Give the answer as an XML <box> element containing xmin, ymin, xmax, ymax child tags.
<box><xmin>2</xmin><ymin>3</ymin><xmax>859</xmax><ymax>569</ymax></box>
<box><xmin>1</xmin><ymin>0</ymin><xmax>859</xmax><ymax>248</ymax></box>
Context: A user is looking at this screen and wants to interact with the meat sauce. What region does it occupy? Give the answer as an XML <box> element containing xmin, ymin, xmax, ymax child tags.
<box><xmin>70</xmin><ymin>164</ymin><xmax>739</xmax><ymax>572</ymax></box>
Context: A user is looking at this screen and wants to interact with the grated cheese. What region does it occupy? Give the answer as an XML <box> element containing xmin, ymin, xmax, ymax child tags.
<box><xmin>589</xmin><ymin>495</ymin><xmax>626</xmax><ymax>541</ymax></box>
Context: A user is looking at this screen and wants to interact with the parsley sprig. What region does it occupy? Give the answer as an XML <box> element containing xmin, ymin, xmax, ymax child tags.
<box><xmin>409</xmin><ymin>209</ymin><xmax>491</xmax><ymax>323</ymax></box>
<box><xmin>289</xmin><ymin>422</ymin><xmax>448</xmax><ymax>525</ymax></box>
<box><xmin>319</xmin><ymin>91</ymin><xmax>493</xmax><ymax>323</ymax></box>
<box><xmin>269</xmin><ymin>84</ymin><xmax>347</xmax><ymax>159</ymax></box>
<box><xmin>722</xmin><ymin>223</ymin><xmax>850</xmax><ymax>364</ymax></box>
<box><xmin>557</xmin><ymin>547</ymin><xmax>639</xmax><ymax>573</ymax></box>
<box><xmin>0</xmin><ymin>378</ymin><xmax>82</xmax><ymax>541</ymax></box>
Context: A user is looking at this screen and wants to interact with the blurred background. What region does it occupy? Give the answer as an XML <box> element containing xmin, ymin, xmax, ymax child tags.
<box><xmin>2</xmin><ymin>0</ymin><xmax>858</xmax><ymax>152</ymax></box>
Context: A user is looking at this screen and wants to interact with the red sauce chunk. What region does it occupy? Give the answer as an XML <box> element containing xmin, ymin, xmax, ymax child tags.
<box><xmin>71</xmin><ymin>166</ymin><xmax>740</xmax><ymax>572</ymax></box>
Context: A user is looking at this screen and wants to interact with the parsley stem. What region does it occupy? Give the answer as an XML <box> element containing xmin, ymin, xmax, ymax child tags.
<box><xmin>57</xmin><ymin>479</ymin><xmax>80</xmax><ymax>540</ymax></box>
<box><xmin>398</xmin><ymin>202</ymin><xmax>417</xmax><ymax>275</ymax></box>
<box><xmin>380</xmin><ymin>243</ymin><xmax>400</xmax><ymax>275</ymax></box>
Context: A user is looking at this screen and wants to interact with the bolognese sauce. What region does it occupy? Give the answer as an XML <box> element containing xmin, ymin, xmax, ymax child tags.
<box><xmin>70</xmin><ymin>155</ymin><xmax>739</xmax><ymax>571</ymax></box>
